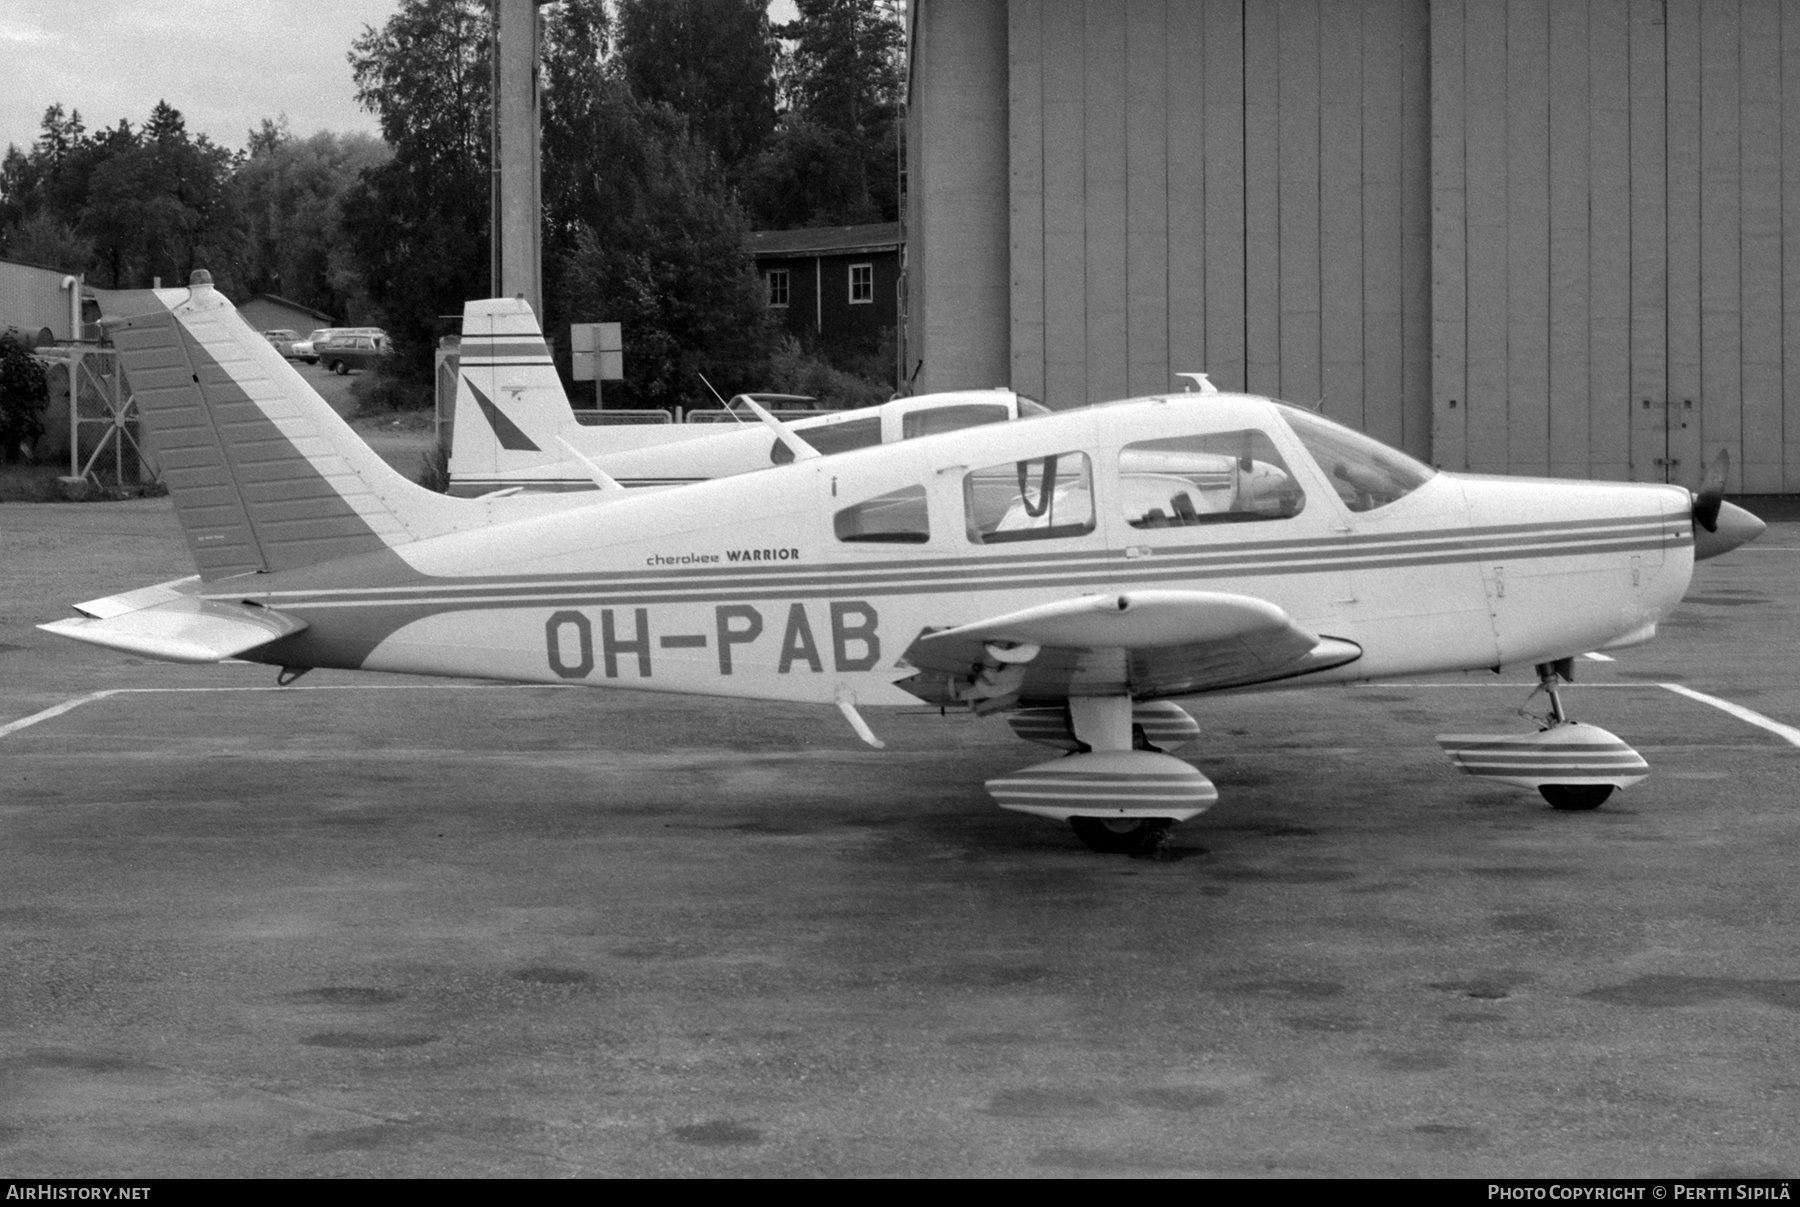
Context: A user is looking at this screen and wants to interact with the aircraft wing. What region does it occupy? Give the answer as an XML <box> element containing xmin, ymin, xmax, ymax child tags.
<box><xmin>899</xmin><ymin>590</ymin><xmax>1360</xmax><ymax>708</ymax></box>
<box><xmin>39</xmin><ymin>576</ymin><xmax>308</xmax><ymax>664</ymax></box>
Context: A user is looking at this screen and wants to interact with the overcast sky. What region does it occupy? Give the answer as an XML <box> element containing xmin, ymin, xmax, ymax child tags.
<box><xmin>2</xmin><ymin>0</ymin><xmax>802</xmax><ymax>157</ymax></box>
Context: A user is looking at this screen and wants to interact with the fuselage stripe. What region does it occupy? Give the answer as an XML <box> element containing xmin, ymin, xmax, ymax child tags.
<box><xmin>224</xmin><ymin>532</ymin><xmax>1682</xmax><ymax>611</ymax></box>
<box><xmin>245</xmin><ymin>514</ymin><xmax>1682</xmax><ymax>595</ymax></box>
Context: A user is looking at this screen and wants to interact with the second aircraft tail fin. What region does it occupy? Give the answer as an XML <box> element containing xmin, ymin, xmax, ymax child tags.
<box><xmin>448</xmin><ymin>297</ymin><xmax>590</xmax><ymax>493</ymax></box>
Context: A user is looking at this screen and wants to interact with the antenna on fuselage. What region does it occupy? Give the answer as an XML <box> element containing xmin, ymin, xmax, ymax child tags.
<box><xmin>1175</xmin><ymin>372</ymin><xmax>1219</xmax><ymax>395</ymax></box>
<box><xmin>696</xmin><ymin>371</ymin><xmax>742</xmax><ymax>423</ymax></box>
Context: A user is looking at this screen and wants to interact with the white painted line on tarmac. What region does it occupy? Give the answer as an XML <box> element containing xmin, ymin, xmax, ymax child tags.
<box><xmin>1360</xmin><ymin>681</ymin><xmax>1800</xmax><ymax>747</ymax></box>
<box><xmin>1658</xmin><ymin>684</ymin><xmax>1800</xmax><ymax>748</ymax></box>
<box><xmin>0</xmin><ymin>683</ymin><xmax>562</xmax><ymax>740</ymax></box>
<box><xmin>1359</xmin><ymin>682</ymin><xmax>1645</xmax><ymax>688</ymax></box>
<box><xmin>0</xmin><ymin>690</ymin><xmax>121</xmax><ymax>739</ymax></box>
<box><xmin>1582</xmin><ymin>652</ymin><xmax>1616</xmax><ymax>662</ymax></box>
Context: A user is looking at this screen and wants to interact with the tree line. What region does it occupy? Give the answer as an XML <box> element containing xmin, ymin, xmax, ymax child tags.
<box><xmin>0</xmin><ymin>0</ymin><xmax>905</xmax><ymax>409</ymax></box>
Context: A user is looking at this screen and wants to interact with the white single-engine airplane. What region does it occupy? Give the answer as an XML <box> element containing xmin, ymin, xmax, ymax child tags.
<box><xmin>448</xmin><ymin>298</ymin><xmax>1041</xmax><ymax>496</ymax></box>
<box><xmin>43</xmin><ymin>275</ymin><xmax>1766</xmax><ymax>852</ymax></box>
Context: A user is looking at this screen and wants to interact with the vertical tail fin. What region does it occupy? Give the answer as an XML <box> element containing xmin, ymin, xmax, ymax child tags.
<box><xmin>104</xmin><ymin>275</ymin><xmax>494</xmax><ymax>580</ymax></box>
<box><xmin>448</xmin><ymin>297</ymin><xmax>588</xmax><ymax>493</ymax></box>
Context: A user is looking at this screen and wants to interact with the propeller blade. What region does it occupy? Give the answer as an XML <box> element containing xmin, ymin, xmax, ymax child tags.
<box><xmin>1692</xmin><ymin>448</ymin><xmax>1729</xmax><ymax>533</ymax></box>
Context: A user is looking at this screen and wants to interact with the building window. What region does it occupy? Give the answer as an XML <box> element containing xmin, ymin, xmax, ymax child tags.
<box><xmin>849</xmin><ymin>263</ymin><xmax>873</xmax><ymax>304</ymax></box>
<box><xmin>767</xmin><ymin>269</ymin><xmax>790</xmax><ymax>309</ymax></box>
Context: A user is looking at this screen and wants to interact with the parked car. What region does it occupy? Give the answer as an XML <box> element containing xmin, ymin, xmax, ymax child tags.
<box><xmin>314</xmin><ymin>330</ymin><xmax>392</xmax><ymax>375</ymax></box>
<box><xmin>293</xmin><ymin>328</ymin><xmax>332</xmax><ymax>363</ymax></box>
<box><xmin>261</xmin><ymin>329</ymin><xmax>302</xmax><ymax>357</ymax></box>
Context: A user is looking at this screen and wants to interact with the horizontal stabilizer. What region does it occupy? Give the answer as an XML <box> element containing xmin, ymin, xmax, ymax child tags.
<box><xmin>40</xmin><ymin>595</ymin><xmax>307</xmax><ymax>664</ymax></box>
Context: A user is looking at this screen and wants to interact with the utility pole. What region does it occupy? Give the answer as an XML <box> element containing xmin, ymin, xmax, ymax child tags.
<box><xmin>490</xmin><ymin>0</ymin><xmax>547</xmax><ymax>319</ymax></box>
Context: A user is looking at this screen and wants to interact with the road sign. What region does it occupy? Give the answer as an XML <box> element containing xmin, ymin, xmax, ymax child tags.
<box><xmin>571</xmin><ymin>322</ymin><xmax>622</xmax><ymax>381</ymax></box>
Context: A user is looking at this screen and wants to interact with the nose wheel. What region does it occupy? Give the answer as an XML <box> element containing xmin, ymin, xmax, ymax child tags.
<box><xmin>1436</xmin><ymin>660</ymin><xmax>1649</xmax><ymax>807</ymax></box>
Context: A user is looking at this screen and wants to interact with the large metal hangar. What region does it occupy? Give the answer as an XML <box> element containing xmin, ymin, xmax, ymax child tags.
<box><xmin>904</xmin><ymin>0</ymin><xmax>1800</xmax><ymax>495</ymax></box>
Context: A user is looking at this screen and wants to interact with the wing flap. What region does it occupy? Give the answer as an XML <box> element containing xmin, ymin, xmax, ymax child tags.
<box><xmin>40</xmin><ymin>595</ymin><xmax>307</xmax><ymax>664</ymax></box>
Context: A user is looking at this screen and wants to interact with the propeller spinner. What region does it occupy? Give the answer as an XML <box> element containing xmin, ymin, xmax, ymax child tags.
<box><xmin>1689</xmin><ymin>449</ymin><xmax>1767</xmax><ymax>561</ymax></box>
<box><xmin>1693</xmin><ymin>449</ymin><xmax>1729</xmax><ymax>532</ymax></box>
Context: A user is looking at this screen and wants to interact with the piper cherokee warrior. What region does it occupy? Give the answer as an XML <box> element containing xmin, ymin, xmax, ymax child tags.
<box><xmin>43</xmin><ymin>274</ymin><xmax>1765</xmax><ymax>853</ymax></box>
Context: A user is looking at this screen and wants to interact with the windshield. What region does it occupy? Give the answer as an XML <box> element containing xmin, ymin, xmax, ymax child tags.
<box><xmin>1276</xmin><ymin>404</ymin><xmax>1434</xmax><ymax>513</ymax></box>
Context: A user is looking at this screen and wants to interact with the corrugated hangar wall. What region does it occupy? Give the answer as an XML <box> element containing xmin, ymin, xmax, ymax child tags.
<box><xmin>1435</xmin><ymin>0</ymin><xmax>1800</xmax><ymax>490</ymax></box>
<box><xmin>1006</xmin><ymin>0</ymin><xmax>1433</xmax><ymax>459</ymax></box>
<box><xmin>906</xmin><ymin>0</ymin><xmax>1800</xmax><ymax>491</ymax></box>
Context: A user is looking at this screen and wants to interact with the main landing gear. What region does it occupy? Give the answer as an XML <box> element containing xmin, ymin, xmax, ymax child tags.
<box><xmin>1437</xmin><ymin>659</ymin><xmax>1649</xmax><ymax>810</ymax></box>
<box><xmin>1068</xmin><ymin>816</ymin><xmax>1173</xmax><ymax>855</ymax></box>
<box><xmin>986</xmin><ymin>697</ymin><xmax>1212</xmax><ymax>853</ymax></box>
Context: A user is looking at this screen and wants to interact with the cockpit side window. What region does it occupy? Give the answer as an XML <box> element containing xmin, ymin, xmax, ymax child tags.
<box><xmin>964</xmin><ymin>452</ymin><xmax>1096</xmax><ymax>544</ymax></box>
<box><xmin>771</xmin><ymin>416</ymin><xmax>881</xmax><ymax>464</ymax></box>
<box><xmin>1277</xmin><ymin>405</ymin><xmax>1434</xmax><ymax>513</ymax></box>
<box><xmin>835</xmin><ymin>484</ymin><xmax>929</xmax><ymax>543</ymax></box>
<box><xmin>1119</xmin><ymin>430</ymin><xmax>1304</xmax><ymax>528</ymax></box>
<box><xmin>901</xmin><ymin>403</ymin><xmax>1009</xmax><ymax>439</ymax></box>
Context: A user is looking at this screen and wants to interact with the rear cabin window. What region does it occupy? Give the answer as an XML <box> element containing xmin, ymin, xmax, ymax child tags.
<box><xmin>1119</xmin><ymin>430</ymin><xmax>1304</xmax><ymax>527</ymax></box>
<box><xmin>770</xmin><ymin>416</ymin><xmax>881</xmax><ymax>464</ymax></box>
<box><xmin>964</xmin><ymin>452</ymin><xmax>1096</xmax><ymax>544</ymax></box>
<box><xmin>835</xmin><ymin>484</ymin><xmax>929</xmax><ymax>543</ymax></box>
<box><xmin>902</xmin><ymin>403</ymin><xmax>1010</xmax><ymax>439</ymax></box>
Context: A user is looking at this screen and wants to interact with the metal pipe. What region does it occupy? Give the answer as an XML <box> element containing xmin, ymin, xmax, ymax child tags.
<box><xmin>492</xmin><ymin>0</ymin><xmax>543</xmax><ymax>318</ymax></box>
<box><xmin>60</xmin><ymin>274</ymin><xmax>80</xmax><ymax>341</ymax></box>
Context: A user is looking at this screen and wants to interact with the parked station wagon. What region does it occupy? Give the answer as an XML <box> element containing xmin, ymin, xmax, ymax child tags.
<box><xmin>314</xmin><ymin>330</ymin><xmax>392</xmax><ymax>375</ymax></box>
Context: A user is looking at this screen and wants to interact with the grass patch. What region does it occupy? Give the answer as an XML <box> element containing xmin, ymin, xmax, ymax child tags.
<box><xmin>349</xmin><ymin>369</ymin><xmax>432</xmax><ymax>416</ymax></box>
<box><xmin>0</xmin><ymin>463</ymin><xmax>167</xmax><ymax>503</ymax></box>
<box><xmin>0</xmin><ymin>463</ymin><xmax>65</xmax><ymax>502</ymax></box>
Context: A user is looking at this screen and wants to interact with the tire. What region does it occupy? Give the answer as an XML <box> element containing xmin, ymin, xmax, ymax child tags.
<box><xmin>1539</xmin><ymin>783</ymin><xmax>1614</xmax><ymax>811</ymax></box>
<box><xmin>1069</xmin><ymin>816</ymin><xmax>1173</xmax><ymax>854</ymax></box>
<box><xmin>331</xmin><ymin>360</ymin><xmax>347</xmax><ymax>375</ymax></box>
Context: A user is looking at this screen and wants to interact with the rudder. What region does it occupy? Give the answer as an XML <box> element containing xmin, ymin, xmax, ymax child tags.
<box><xmin>104</xmin><ymin>274</ymin><xmax>481</xmax><ymax>581</ymax></box>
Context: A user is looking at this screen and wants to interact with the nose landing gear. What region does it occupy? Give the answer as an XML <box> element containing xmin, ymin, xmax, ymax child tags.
<box><xmin>1436</xmin><ymin>660</ymin><xmax>1649</xmax><ymax>810</ymax></box>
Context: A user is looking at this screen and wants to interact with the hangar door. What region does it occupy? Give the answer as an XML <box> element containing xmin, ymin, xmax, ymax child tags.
<box><xmin>1005</xmin><ymin>0</ymin><xmax>1434</xmax><ymax>459</ymax></box>
<box><xmin>1431</xmin><ymin>0</ymin><xmax>1800</xmax><ymax>493</ymax></box>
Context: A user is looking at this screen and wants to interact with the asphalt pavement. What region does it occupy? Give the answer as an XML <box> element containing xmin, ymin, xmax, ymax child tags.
<box><xmin>2</xmin><ymin>497</ymin><xmax>1797</xmax><ymax>1177</ymax></box>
